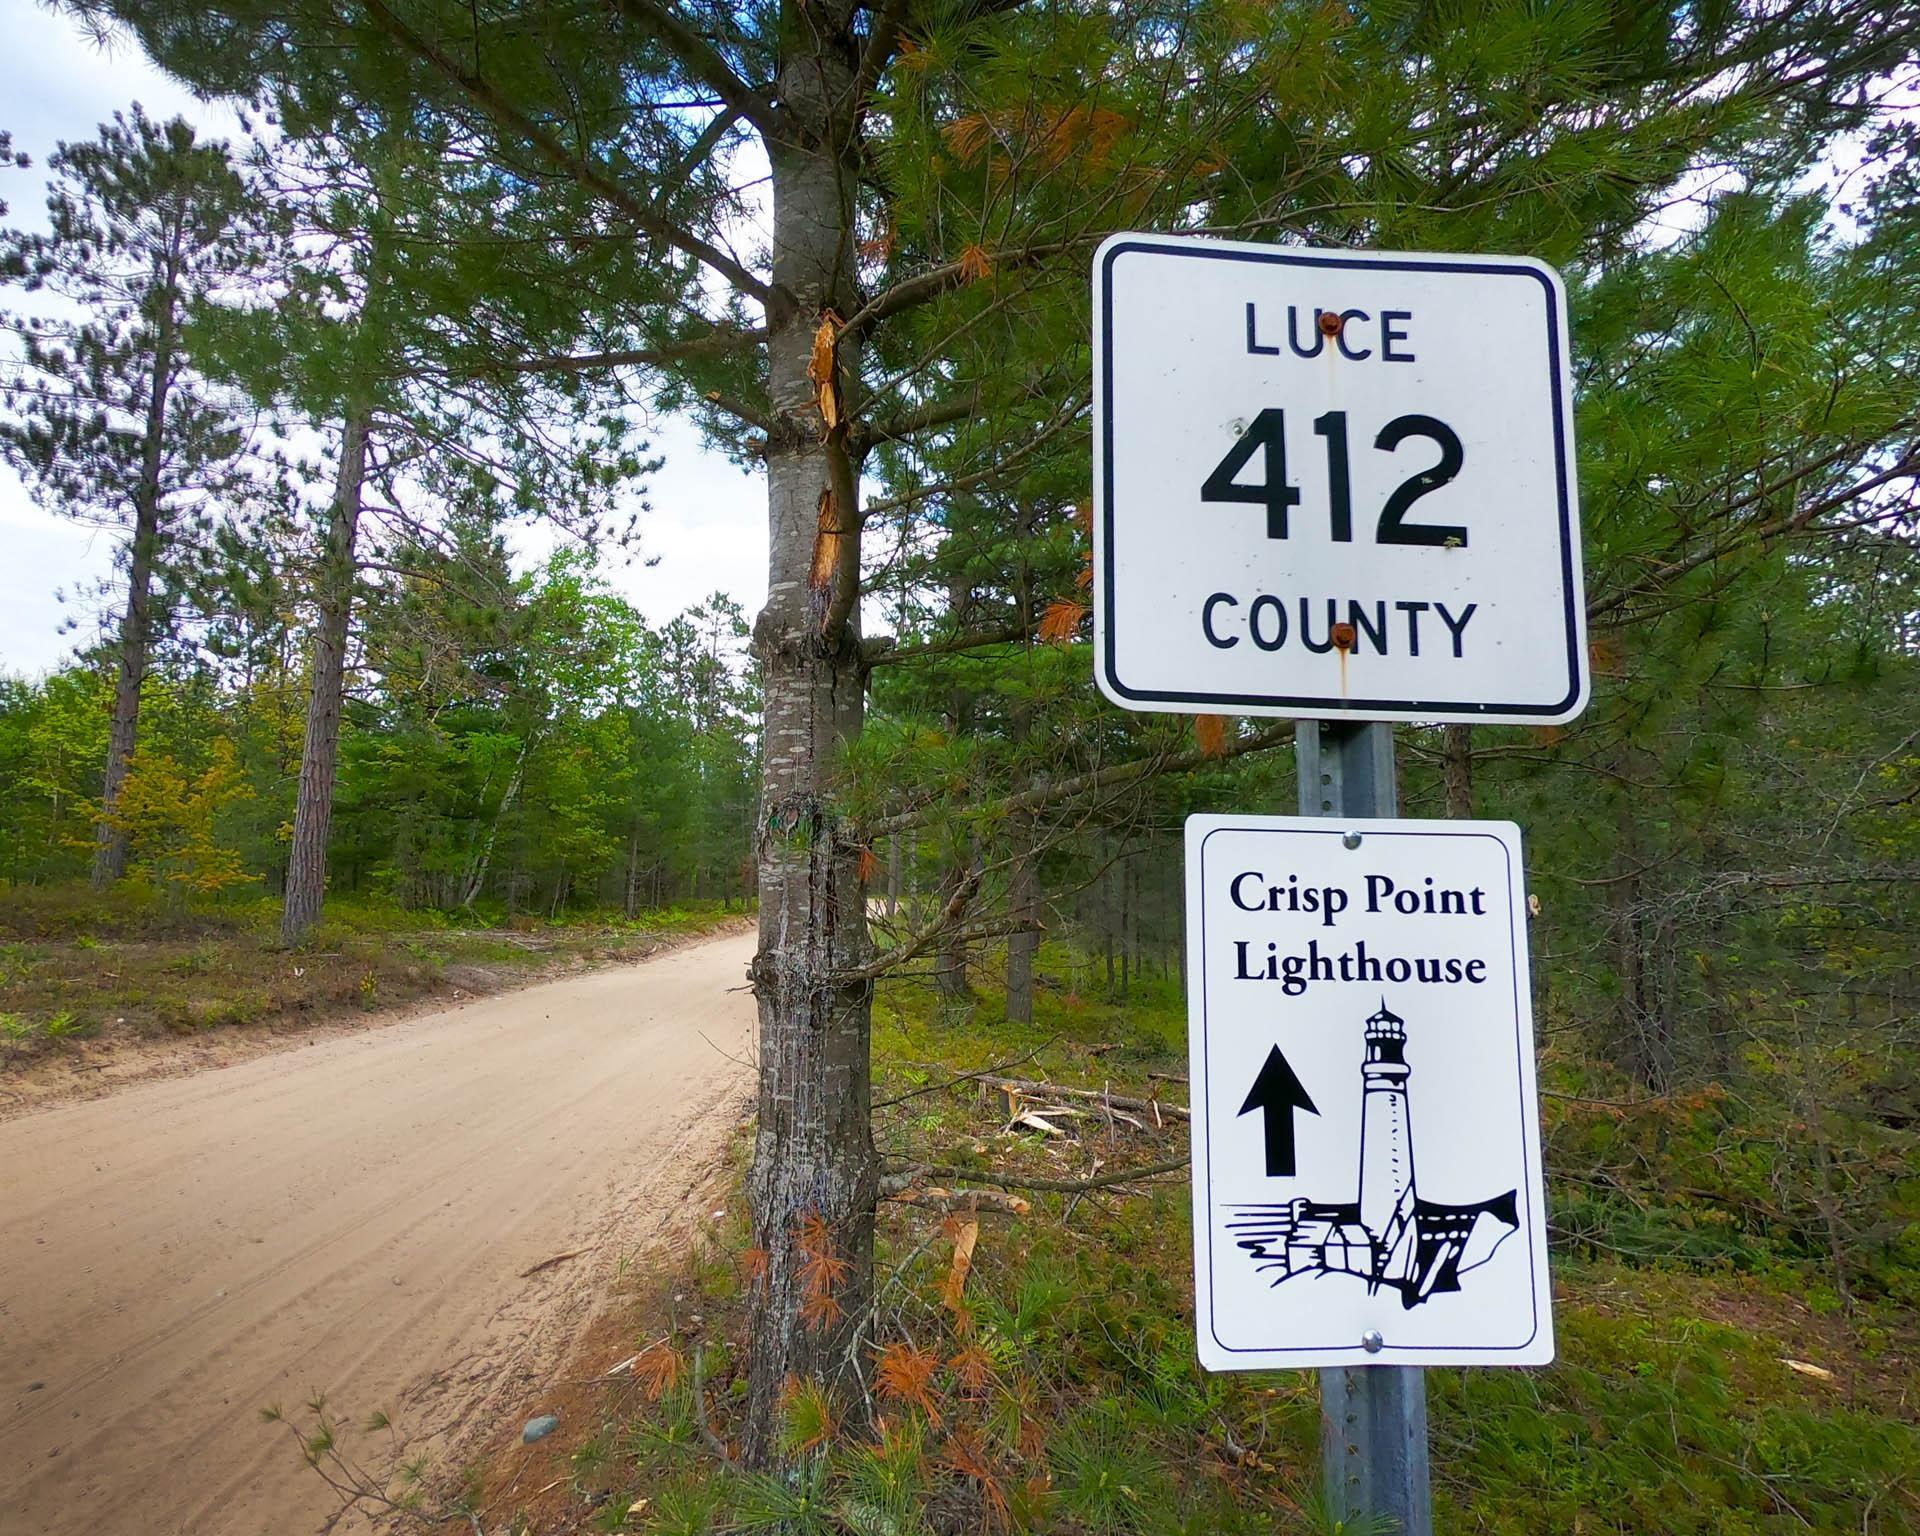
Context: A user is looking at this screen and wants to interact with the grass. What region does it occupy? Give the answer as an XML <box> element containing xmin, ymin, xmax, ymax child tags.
<box><xmin>0</xmin><ymin>881</ymin><xmax>746</xmax><ymax>1066</ymax></box>
<box><xmin>441</xmin><ymin>937</ymin><xmax>1917</xmax><ymax>1536</ymax></box>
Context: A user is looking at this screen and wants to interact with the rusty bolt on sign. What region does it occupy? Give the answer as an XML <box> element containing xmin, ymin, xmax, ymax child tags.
<box><xmin>1331</xmin><ymin>621</ymin><xmax>1358</xmax><ymax>652</ymax></box>
<box><xmin>1318</xmin><ymin>309</ymin><xmax>1345</xmax><ymax>338</ymax></box>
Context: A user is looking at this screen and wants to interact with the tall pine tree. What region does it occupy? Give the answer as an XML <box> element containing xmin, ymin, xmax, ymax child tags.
<box><xmin>1</xmin><ymin>108</ymin><xmax>259</xmax><ymax>886</ymax></box>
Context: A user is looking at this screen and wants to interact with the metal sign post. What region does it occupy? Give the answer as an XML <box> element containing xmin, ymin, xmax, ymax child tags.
<box><xmin>1297</xmin><ymin>719</ymin><xmax>1430</xmax><ymax>1535</ymax></box>
<box><xmin>1090</xmin><ymin>232</ymin><xmax>1582</xmax><ymax>1536</ymax></box>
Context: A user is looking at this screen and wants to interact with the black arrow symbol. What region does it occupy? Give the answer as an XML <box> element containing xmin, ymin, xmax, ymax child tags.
<box><xmin>1237</xmin><ymin>1044</ymin><xmax>1319</xmax><ymax>1177</ymax></box>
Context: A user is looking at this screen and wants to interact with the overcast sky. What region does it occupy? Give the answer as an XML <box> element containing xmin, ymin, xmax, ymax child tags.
<box><xmin>0</xmin><ymin>0</ymin><xmax>769</xmax><ymax>678</ymax></box>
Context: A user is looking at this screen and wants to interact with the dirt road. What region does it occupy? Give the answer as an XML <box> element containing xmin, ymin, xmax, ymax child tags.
<box><xmin>0</xmin><ymin>930</ymin><xmax>758</xmax><ymax>1536</ymax></box>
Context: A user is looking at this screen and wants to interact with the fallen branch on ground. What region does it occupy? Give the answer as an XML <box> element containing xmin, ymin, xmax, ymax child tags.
<box><xmin>519</xmin><ymin>1246</ymin><xmax>594</xmax><ymax>1278</ymax></box>
<box><xmin>871</xmin><ymin>1037</ymin><xmax>1059</xmax><ymax>1109</ymax></box>
<box><xmin>885</xmin><ymin>1156</ymin><xmax>1191</xmax><ymax>1195</ymax></box>
<box><xmin>982</xmin><ymin>1075</ymin><xmax>1190</xmax><ymax>1120</ymax></box>
<box><xmin>878</xmin><ymin>1177</ymin><xmax>1033</xmax><ymax>1217</ymax></box>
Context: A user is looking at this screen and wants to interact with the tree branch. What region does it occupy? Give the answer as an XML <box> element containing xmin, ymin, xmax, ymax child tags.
<box><xmin>610</xmin><ymin>0</ymin><xmax>783</xmax><ymax>140</ymax></box>
<box><xmin>1590</xmin><ymin>441</ymin><xmax>1919</xmax><ymax>624</ymax></box>
<box><xmin>658</xmin><ymin>105</ymin><xmax>742</xmax><ymax>200</ymax></box>
<box><xmin>866</xmin><ymin>621</ymin><xmax>1030</xmax><ymax>667</ymax></box>
<box><xmin>851</xmin><ymin>392</ymin><xmax>982</xmax><ymax>451</ymax></box>
<box><xmin>977</xmin><ymin>1075</ymin><xmax>1190</xmax><ymax>1121</ymax></box>
<box><xmin>359</xmin><ymin>0</ymin><xmax>773</xmax><ymax>304</ymax></box>
<box><xmin>864</xmin><ymin>722</ymin><xmax>1293</xmax><ymax>840</ymax></box>
<box><xmin>486</xmin><ymin>323</ymin><xmax>767</xmax><ymax>377</ymax></box>
<box><xmin>843</xmin><ymin>863</ymin><xmax>983</xmax><ymax>981</ymax></box>
<box><xmin>845</xmin><ymin>0</ymin><xmax>911</xmax><ymax>120</ymax></box>
<box><xmin>839</xmin><ymin>235</ymin><xmax>1100</xmax><ymax>343</ymax></box>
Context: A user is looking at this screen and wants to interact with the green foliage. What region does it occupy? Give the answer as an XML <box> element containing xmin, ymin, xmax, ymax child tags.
<box><xmin>0</xmin><ymin>880</ymin><xmax>738</xmax><ymax>1055</ymax></box>
<box><xmin>1051</xmin><ymin>1403</ymin><xmax>1169</xmax><ymax>1532</ymax></box>
<box><xmin>1431</xmin><ymin>1305</ymin><xmax>1920</xmax><ymax>1533</ymax></box>
<box><xmin>0</xmin><ymin>553</ymin><xmax>758</xmax><ymax>917</ymax></box>
<box><xmin>647</xmin><ymin>1477</ymin><xmax>725</xmax><ymax>1536</ymax></box>
<box><xmin>0</xmin><ymin>105</ymin><xmax>258</xmax><ymax>551</ymax></box>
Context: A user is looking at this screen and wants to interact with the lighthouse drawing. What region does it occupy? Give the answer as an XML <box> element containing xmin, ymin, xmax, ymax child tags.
<box><xmin>1225</xmin><ymin>1000</ymin><xmax>1520</xmax><ymax>1309</ymax></box>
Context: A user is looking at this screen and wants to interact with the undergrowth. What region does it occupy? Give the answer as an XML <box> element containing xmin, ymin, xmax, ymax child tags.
<box><xmin>471</xmin><ymin>938</ymin><xmax>1916</xmax><ymax>1536</ymax></box>
<box><xmin>0</xmin><ymin>882</ymin><xmax>743</xmax><ymax>1062</ymax></box>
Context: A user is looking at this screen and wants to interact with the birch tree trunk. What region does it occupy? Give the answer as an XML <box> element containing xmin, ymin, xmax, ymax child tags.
<box><xmin>92</xmin><ymin>276</ymin><xmax>179</xmax><ymax>890</ymax></box>
<box><xmin>280</xmin><ymin>407</ymin><xmax>370</xmax><ymax>945</ymax></box>
<box><xmin>460</xmin><ymin>731</ymin><xmax>535</xmax><ymax>909</ymax></box>
<box><xmin>743</xmin><ymin>3</ymin><xmax>878</xmax><ymax>1461</ymax></box>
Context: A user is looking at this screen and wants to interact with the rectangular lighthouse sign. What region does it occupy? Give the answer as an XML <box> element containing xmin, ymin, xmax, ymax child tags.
<box><xmin>1184</xmin><ymin>813</ymin><xmax>1553</xmax><ymax>1369</ymax></box>
<box><xmin>1093</xmin><ymin>234</ymin><xmax>1588</xmax><ymax>725</ymax></box>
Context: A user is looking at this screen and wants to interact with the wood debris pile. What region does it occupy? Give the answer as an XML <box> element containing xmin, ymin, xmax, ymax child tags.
<box><xmin>881</xmin><ymin>1070</ymin><xmax>1192</xmax><ymax>1217</ymax></box>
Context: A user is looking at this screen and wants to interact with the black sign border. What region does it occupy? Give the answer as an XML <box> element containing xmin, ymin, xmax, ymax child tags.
<box><xmin>1098</xmin><ymin>238</ymin><xmax>1583</xmax><ymax>719</ymax></box>
<box><xmin>1194</xmin><ymin>822</ymin><xmax>1544</xmax><ymax>1360</ymax></box>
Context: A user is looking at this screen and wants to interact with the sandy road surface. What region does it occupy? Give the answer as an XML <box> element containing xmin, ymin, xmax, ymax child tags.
<box><xmin>1</xmin><ymin>931</ymin><xmax>758</xmax><ymax>1536</ymax></box>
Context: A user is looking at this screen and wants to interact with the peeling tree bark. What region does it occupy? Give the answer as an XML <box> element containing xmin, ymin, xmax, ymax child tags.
<box><xmin>743</xmin><ymin>1</ymin><xmax>878</xmax><ymax>1463</ymax></box>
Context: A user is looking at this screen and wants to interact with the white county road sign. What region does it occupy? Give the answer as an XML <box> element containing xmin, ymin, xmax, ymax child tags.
<box><xmin>1093</xmin><ymin>234</ymin><xmax>1587</xmax><ymax>725</ymax></box>
<box><xmin>1184</xmin><ymin>813</ymin><xmax>1554</xmax><ymax>1369</ymax></box>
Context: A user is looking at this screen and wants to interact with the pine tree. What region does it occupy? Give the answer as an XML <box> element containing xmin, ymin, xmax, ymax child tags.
<box><xmin>94</xmin><ymin>0</ymin><xmax>1920</xmax><ymax>1460</ymax></box>
<box><xmin>192</xmin><ymin>111</ymin><xmax>656</xmax><ymax>941</ymax></box>
<box><xmin>1</xmin><ymin>108</ymin><xmax>259</xmax><ymax>887</ymax></box>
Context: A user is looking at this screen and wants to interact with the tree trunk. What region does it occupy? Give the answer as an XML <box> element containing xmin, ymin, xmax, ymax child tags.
<box><xmin>1441</xmin><ymin>723</ymin><xmax>1473</xmax><ymax>818</ymax></box>
<box><xmin>1608</xmin><ymin>787</ymin><xmax>1659</xmax><ymax>1085</ymax></box>
<box><xmin>1167</xmin><ymin>887</ymin><xmax>1182</xmax><ymax>998</ymax></box>
<box><xmin>1124</xmin><ymin>854</ymin><xmax>1138</xmax><ymax>994</ymax></box>
<box><xmin>934</xmin><ymin>588</ymin><xmax>976</xmax><ymax>1000</ymax></box>
<box><xmin>1103</xmin><ymin>851</ymin><xmax>1117</xmax><ymax>994</ymax></box>
<box><xmin>934</xmin><ymin>837</ymin><xmax>978</xmax><ymax>1002</ymax></box>
<box><xmin>460</xmin><ymin>732</ymin><xmax>534</xmax><ymax>909</ymax></box>
<box><xmin>92</xmin><ymin>277</ymin><xmax>180</xmax><ymax>890</ymax></box>
<box><xmin>1005</xmin><ymin>809</ymin><xmax>1039</xmax><ymax>1025</ymax></box>
<box><xmin>744</xmin><ymin>10</ymin><xmax>877</xmax><ymax>1463</ymax></box>
<box><xmin>280</xmin><ymin>408</ymin><xmax>370</xmax><ymax>944</ymax></box>
<box><xmin>1004</xmin><ymin>670</ymin><xmax>1038</xmax><ymax>1023</ymax></box>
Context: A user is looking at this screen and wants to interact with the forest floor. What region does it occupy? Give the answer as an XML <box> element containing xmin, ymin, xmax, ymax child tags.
<box><xmin>0</xmin><ymin>927</ymin><xmax>758</xmax><ymax>1536</ymax></box>
<box><xmin>468</xmin><ymin>947</ymin><xmax>1920</xmax><ymax>1536</ymax></box>
<box><xmin>0</xmin><ymin>885</ymin><xmax>748</xmax><ymax>1118</ymax></box>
